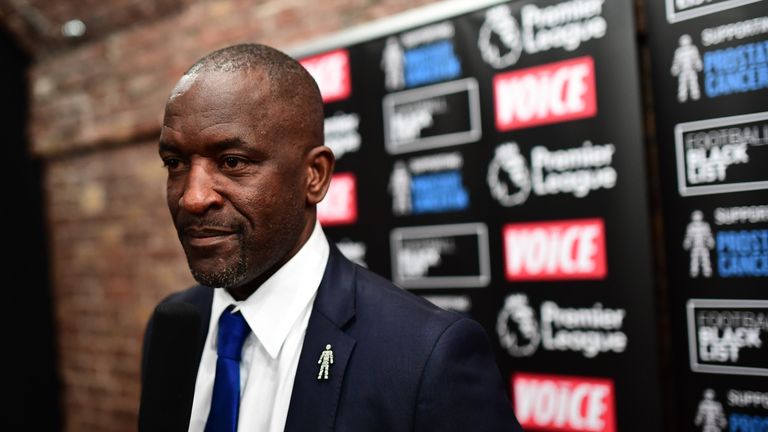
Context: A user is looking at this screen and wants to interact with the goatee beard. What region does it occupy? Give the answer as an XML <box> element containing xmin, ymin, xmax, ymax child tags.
<box><xmin>189</xmin><ymin>251</ymin><xmax>248</xmax><ymax>289</ymax></box>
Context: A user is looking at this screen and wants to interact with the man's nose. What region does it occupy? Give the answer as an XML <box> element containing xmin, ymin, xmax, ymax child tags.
<box><xmin>179</xmin><ymin>162</ymin><xmax>224</xmax><ymax>214</ymax></box>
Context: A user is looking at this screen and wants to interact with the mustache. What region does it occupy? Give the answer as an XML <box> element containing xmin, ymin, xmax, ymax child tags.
<box><xmin>175</xmin><ymin>214</ymin><xmax>244</xmax><ymax>233</ymax></box>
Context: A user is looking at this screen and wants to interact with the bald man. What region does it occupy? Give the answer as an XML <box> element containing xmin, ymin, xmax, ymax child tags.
<box><xmin>142</xmin><ymin>44</ymin><xmax>521</xmax><ymax>432</ymax></box>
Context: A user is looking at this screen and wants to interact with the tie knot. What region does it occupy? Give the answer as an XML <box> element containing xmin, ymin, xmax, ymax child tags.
<box><xmin>216</xmin><ymin>306</ymin><xmax>251</xmax><ymax>360</ymax></box>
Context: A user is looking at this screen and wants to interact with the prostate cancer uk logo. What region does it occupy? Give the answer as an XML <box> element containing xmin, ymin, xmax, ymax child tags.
<box><xmin>503</xmin><ymin>218</ymin><xmax>607</xmax><ymax>281</ymax></box>
<box><xmin>671</xmin><ymin>34</ymin><xmax>768</xmax><ymax>102</ymax></box>
<box><xmin>300</xmin><ymin>49</ymin><xmax>351</xmax><ymax>104</ymax></box>
<box><xmin>683</xmin><ymin>208</ymin><xmax>768</xmax><ymax>279</ymax></box>
<box><xmin>380</xmin><ymin>21</ymin><xmax>461</xmax><ymax>91</ymax></box>
<box><xmin>494</xmin><ymin>56</ymin><xmax>597</xmax><ymax>131</ymax></box>
<box><xmin>389</xmin><ymin>152</ymin><xmax>469</xmax><ymax>216</ymax></box>
<box><xmin>687</xmin><ymin>299</ymin><xmax>768</xmax><ymax>376</ymax></box>
<box><xmin>317</xmin><ymin>172</ymin><xmax>357</xmax><ymax>226</ymax></box>
<box><xmin>512</xmin><ymin>372</ymin><xmax>617</xmax><ymax>432</ymax></box>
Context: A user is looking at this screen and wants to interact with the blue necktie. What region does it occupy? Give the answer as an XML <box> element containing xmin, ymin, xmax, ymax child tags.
<box><xmin>205</xmin><ymin>306</ymin><xmax>251</xmax><ymax>432</ymax></box>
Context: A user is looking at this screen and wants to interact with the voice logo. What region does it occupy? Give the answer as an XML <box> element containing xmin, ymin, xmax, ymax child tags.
<box><xmin>494</xmin><ymin>56</ymin><xmax>597</xmax><ymax>131</ymax></box>
<box><xmin>317</xmin><ymin>173</ymin><xmax>357</xmax><ymax>226</ymax></box>
<box><xmin>503</xmin><ymin>218</ymin><xmax>607</xmax><ymax>281</ymax></box>
<box><xmin>300</xmin><ymin>49</ymin><xmax>351</xmax><ymax>103</ymax></box>
<box><xmin>512</xmin><ymin>372</ymin><xmax>616</xmax><ymax>432</ymax></box>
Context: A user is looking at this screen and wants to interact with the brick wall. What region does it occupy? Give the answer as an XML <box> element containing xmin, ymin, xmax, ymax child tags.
<box><xmin>32</xmin><ymin>1</ymin><xmax>439</xmax><ymax>430</ymax></box>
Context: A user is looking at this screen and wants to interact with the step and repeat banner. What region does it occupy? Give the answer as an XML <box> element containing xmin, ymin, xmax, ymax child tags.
<box><xmin>298</xmin><ymin>1</ymin><xmax>663</xmax><ymax>430</ymax></box>
<box><xmin>645</xmin><ymin>1</ymin><xmax>768</xmax><ymax>432</ymax></box>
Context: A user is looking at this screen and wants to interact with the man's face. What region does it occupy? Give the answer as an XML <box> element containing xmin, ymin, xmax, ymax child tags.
<box><xmin>159</xmin><ymin>70</ymin><xmax>311</xmax><ymax>294</ymax></box>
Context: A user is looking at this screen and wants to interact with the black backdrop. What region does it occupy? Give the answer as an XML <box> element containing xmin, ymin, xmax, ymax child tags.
<box><xmin>298</xmin><ymin>0</ymin><xmax>768</xmax><ymax>430</ymax></box>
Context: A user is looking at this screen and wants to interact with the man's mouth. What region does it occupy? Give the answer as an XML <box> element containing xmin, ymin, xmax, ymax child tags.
<box><xmin>183</xmin><ymin>226</ymin><xmax>238</xmax><ymax>247</ymax></box>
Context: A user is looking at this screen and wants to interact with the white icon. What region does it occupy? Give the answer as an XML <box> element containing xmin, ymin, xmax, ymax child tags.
<box><xmin>382</xmin><ymin>37</ymin><xmax>405</xmax><ymax>91</ymax></box>
<box><xmin>497</xmin><ymin>294</ymin><xmax>540</xmax><ymax>357</ymax></box>
<box><xmin>694</xmin><ymin>389</ymin><xmax>727</xmax><ymax>432</ymax></box>
<box><xmin>317</xmin><ymin>344</ymin><xmax>334</xmax><ymax>380</ymax></box>
<box><xmin>487</xmin><ymin>142</ymin><xmax>531</xmax><ymax>207</ymax></box>
<box><xmin>683</xmin><ymin>210</ymin><xmax>715</xmax><ymax>278</ymax></box>
<box><xmin>671</xmin><ymin>34</ymin><xmax>703</xmax><ymax>103</ymax></box>
<box><xmin>478</xmin><ymin>4</ymin><xmax>523</xmax><ymax>69</ymax></box>
<box><xmin>389</xmin><ymin>161</ymin><xmax>412</xmax><ymax>216</ymax></box>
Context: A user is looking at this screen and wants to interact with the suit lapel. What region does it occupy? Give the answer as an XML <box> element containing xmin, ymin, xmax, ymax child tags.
<box><xmin>284</xmin><ymin>246</ymin><xmax>358</xmax><ymax>432</ymax></box>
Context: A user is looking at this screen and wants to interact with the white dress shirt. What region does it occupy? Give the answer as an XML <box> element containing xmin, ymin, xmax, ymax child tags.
<box><xmin>188</xmin><ymin>221</ymin><xmax>330</xmax><ymax>432</ymax></box>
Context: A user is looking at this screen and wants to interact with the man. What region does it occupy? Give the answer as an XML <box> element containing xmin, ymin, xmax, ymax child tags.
<box><xmin>143</xmin><ymin>43</ymin><xmax>522</xmax><ymax>432</ymax></box>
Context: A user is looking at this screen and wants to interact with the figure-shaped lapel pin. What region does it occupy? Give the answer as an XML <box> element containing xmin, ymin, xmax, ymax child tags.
<box><xmin>317</xmin><ymin>344</ymin><xmax>334</xmax><ymax>380</ymax></box>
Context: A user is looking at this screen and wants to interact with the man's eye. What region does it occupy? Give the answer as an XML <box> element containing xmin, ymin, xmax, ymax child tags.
<box><xmin>162</xmin><ymin>158</ymin><xmax>183</xmax><ymax>170</ymax></box>
<box><xmin>222</xmin><ymin>156</ymin><xmax>247</xmax><ymax>169</ymax></box>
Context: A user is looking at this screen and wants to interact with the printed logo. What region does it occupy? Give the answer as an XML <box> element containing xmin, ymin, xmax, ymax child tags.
<box><xmin>488</xmin><ymin>140</ymin><xmax>617</xmax><ymax>207</ymax></box>
<box><xmin>694</xmin><ymin>389</ymin><xmax>728</xmax><ymax>432</ymax></box>
<box><xmin>336</xmin><ymin>240</ymin><xmax>367</xmax><ymax>268</ymax></box>
<box><xmin>317</xmin><ymin>172</ymin><xmax>357</xmax><ymax>226</ymax></box>
<box><xmin>725</xmin><ymin>388</ymin><xmax>768</xmax><ymax>432</ymax></box>
<box><xmin>477</xmin><ymin>4</ymin><xmax>523</xmax><ymax>69</ymax></box>
<box><xmin>503</xmin><ymin>218</ymin><xmax>607</xmax><ymax>281</ymax></box>
<box><xmin>671</xmin><ymin>35</ymin><xmax>768</xmax><ymax>102</ymax></box>
<box><xmin>512</xmin><ymin>373</ymin><xmax>617</xmax><ymax>432</ymax></box>
<box><xmin>300</xmin><ymin>49</ymin><xmax>351</xmax><ymax>103</ymax></box>
<box><xmin>687</xmin><ymin>299</ymin><xmax>768</xmax><ymax>376</ymax></box>
<box><xmin>714</xmin><ymin>205</ymin><xmax>768</xmax><ymax>225</ymax></box>
<box><xmin>704</xmin><ymin>39</ymin><xmax>768</xmax><ymax>98</ymax></box>
<box><xmin>701</xmin><ymin>16</ymin><xmax>768</xmax><ymax>47</ymax></box>
<box><xmin>675</xmin><ymin>111</ymin><xmax>768</xmax><ymax>196</ymax></box>
<box><xmin>324</xmin><ymin>112</ymin><xmax>361</xmax><ymax>160</ymax></box>
<box><xmin>684</xmin><ymin>210</ymin><xmax>716</xmax><ymax>278</ymax></box>
<box><xmin>692</xmin><ymin>387</ymin><xmax>768</xmax><ymax>432</ymax></box>
<box><xmin>383</xmin><ymin>78</ymin><xmax>481</xmax><ymax>154</ymax></box>
<box><xmin>497</xmin><ymin>294</ymin><xmax>541</xmax><ymax>357</ymax></box>
<box><xmin>494</xmin><ymin>56</ymin><xmax>597</xmax><ymax>131</ymax></box>
<box><xmin>497</xmin><ymin>294</ymin><xmax>627</xmax><ymax>358</ymax></box>
<box><xmin>684</xmin><ymin>208</ymin><xmax>768</xmax><ymax>278</ymax></box>
<box><xmin>478</xmin><ymin>1</ymin><xmax>607</xmax><ymax>69</ymax></box>
<box><xmin>390</xmin><ymin>223</ymin><xmax>490</xmax><ymax>288</ymax></box>
<box><xmin>671</xmin><ymin>34</ymin><xmax>703</xmax><ymax>103</ymax></box>
<box><xmin>389</xmin><ymin>152</ymin><xmax>469</xmax><ymax>216</ymax></box>
<box><xmin>717</xmin><ymin>228</ymin><xmax>768</xmax><ymax>277</ymax></box>
<box><xmin>666</xmin><ymin>0</ymin><xmax>763</xmax><ymax>24</ymax></box>
<box><xmin>381</xmin><ymin>22</ymin><xmax>461</xmax><ymax>91</ymax></box>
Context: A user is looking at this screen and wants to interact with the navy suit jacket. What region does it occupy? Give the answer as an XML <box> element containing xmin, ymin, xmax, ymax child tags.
<box><xmin>143</xmin><ymin>246</ymin><xmax>523</xmax><ymax>431</ymax></box>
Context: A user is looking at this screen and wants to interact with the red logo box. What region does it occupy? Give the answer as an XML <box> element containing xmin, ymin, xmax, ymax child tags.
<box><xmin>513</xmin><ymin>372</ymin><xmax>616</xmax><ymax>432</ymax></box>
<box><xmin>503</xmin><ymin>218</ymin><xmax>607</xmax><ymax>281</ymax></box>
<box><xmin>318</xmin><ymin>172</ymin><xmax>357</xmax><ymax>226</ymax></box>
<box><xmin>494</xmin><ymin>56</ymin><xmax>597</xmax><ymax>131</ymax></box>
<box><xmin>300</xmin><ymin>49</ymin><xmax>352</xmax><ymax>103</ymax></box>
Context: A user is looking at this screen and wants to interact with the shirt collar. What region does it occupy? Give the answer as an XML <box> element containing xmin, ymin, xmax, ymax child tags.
<box><xmin>211</xmin><ymin>221</ymin><xmax>329</xmax><ymax>359</ymax></box>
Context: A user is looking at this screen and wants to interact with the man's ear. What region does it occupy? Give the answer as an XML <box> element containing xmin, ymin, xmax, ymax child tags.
<box><xmin>305</xmin><ymin>145</ymin><xmax>335</xmax><ymax>205</ymax></box>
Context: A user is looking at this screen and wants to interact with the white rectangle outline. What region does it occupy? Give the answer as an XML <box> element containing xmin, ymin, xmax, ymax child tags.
<box><xmin>686</xmin><ymin>298</ymin><xmax>768</xmax><ymax>376</ymax></box>
<box><xmin>665</xmin><ymin>0</ymin><xmax>763</xmax><ymax>23</ymax></box>
<box><xmin>383</xmin><ymin>78</ymin><xmax>482</xmax><ymax>155</ymax></box>
<box><xmin>675</xmin><ymin>111</ymin><xmax>768</xmax><ymax>196</ymax></box>
<box><xmin>390</xmin><ymin>222</ymin><xmax>490</xmax><ymax>288</ymax></box>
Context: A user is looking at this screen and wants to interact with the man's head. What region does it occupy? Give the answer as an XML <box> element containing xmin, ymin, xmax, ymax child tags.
<box><xmin>159</xmin><ymin>44</ymin><xmax>334</xmax><ymax>300</ymax></box>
